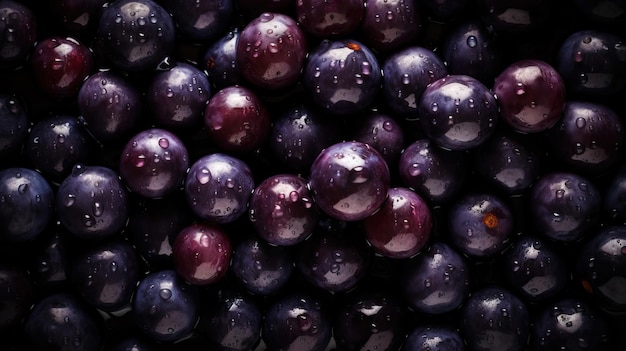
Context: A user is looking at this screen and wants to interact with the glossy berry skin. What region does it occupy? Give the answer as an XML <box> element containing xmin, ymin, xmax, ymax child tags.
<box><xmin>308</xmin><ymin>141</ymin><xmax>390</xmax><ymax>222</ymax></box>
<box><xmin>473</xmin><ymin>132</ymin><xmax>541</xmax><ymax>195</ymax></box>
<box><xmin>296</xmin><ymin>0</ymin><xmax>364</xmax><ymax>38</ymax></box>
<box><xmin>119</xmin><ymin>128</ymin><xmax>189</xmax><ymax>199</ymax></box>
<box><xmin>231</xmin><ymin>234</ymin><xmax>294</xmax><ymax>295</ymax></box>
<box><xmin>351</xmin><ymin>113</ymin><xmax>405</xmax><ymax>165</ymax></box>
<box><xmin>204</xmin><ymin>85</ymin><xmax>271</xmax><ymax>154</ymax></box>
<box><xmin>556</xmin><ymin>30</ymin><xmax>626</xmax><ymax>97</ymax></box>
<box><xmin>303</xmin><ymin>39</ymin><xmax>382</xmax><ymax>115</ymax></box>
<box><xmin>132</xmin><ymin>269</ymin><xmax>200</xmax><ymax>343</ymax></box>
<box><xmin>296</xmin><ymin>230</ymin><xmax>372</xmax><ymax>293</ymax></box>
<box><xmin>262</xmin><ymin>292</ymin><xmax>332</xmax><ymax>351</ymax></box>
<box><xmin>440</xmin><ymin>20</ymin><xmax>500</xmax><ymax>85</ymax></box>
<box><xmin>0</xmin><ymin>0</ymin><xmax>37</xmax><ymax>68</ymax></box>
<box><xmin>96</xmin><ymin>0</ymin><xmax>175</xmax><ymax>72</ymax></box>
<box><xmin>363</xmin><ymin>187</ymin><xmax>432</xmax><ymax>259</ymax></box>
<box><xmin>419</xmin><ymin>75</ymin><xmax>499</xmax><ymax>151</ymax></box>
<box><xmin>161</xmin><ymin>0</ymin><xmax>234</xmax><ymax>42</ymax></box>
<box><xmin>402</xmin><ymin>325</ymin><xmax>466</xmax><ymax>351</ymax></box>
<box><xmin>401</xmin><ymin>242</ymin><xmax>470</xmax><ymax>314</ymax></box>
<box><xmin>56</xmin><ymin>164</ymin><xmax>130</xmax><ymax>240</ymax></box>
<box><xmin>25</xmin><ymin>115</ymin><xmax>90</xmax><ymax>183</ymax></box>
<box><xmin>333</xmin><ymin>291</ymin><xmax>408</xmax><ymax>351</ymax></box>
<box><xmin>547</xmin><ymin>101</ymin><xmax>623</xmax><ymax>175</ymax></box>
<box><xmin>31</xmin><ymin>36</ymin><xmax>93</xmax><ymax>98</ymax></box>
<box><xmin>24</xmin><ymin>292</ymin><xmax>103</xmax><ymax>351</ymax></box>
<box><xmin>503</xmin><ymin>236</ymin><xmax>568</xmax><ymax>302</ymax></box>
<box><xmin>448</xmin><ymin>192</ymin><xmax>514</xmax><ymax>258</ymax></box>
<box><xmin>269</xmin><ymin>102</ymin><xmax>338</xmax><ymax>173</ymax></box>
<box><xmin>77</xmin><ymin>70</ymin><xmax>142</xmax><ymax>143</ymax></box>
<box><xmin>576</xmin><ymin>226</ymin><xmax>626</xmax><ymax>313</ymax></box>
<box><xmin>249</xmin><ymin>174</ymin><xmax>318</xmax><ymax>246</ymax></box>
<box><xmin>199</xmin><ymin>289</ymin><xmax>262</xmax><ymax>351</ymax></box>
<box><xmin>0</xmin><ymin>266</ymin><xmax>33</xmax><ymax>329</ymax></box>
<box><xmin>0</xmin><ymin>167</ymin><xmax>54</xmax><ymax>242</ymax></box>
<box><xmin>531</xmin><ymin>298</ymin><xmax>609</xmax><ymax>351</ymax></box>
<box><xmin>147</xmin><ymin>62</ymin><xmax>211</xmax><ymax>131</ymax></box>
<box><xmin>529</xmin><ymin>172</ymin><xmax>601</xmax><ymax>242</ymax></box>
<box><xmin>360</xmin><ymin>0</ymin><xmax>422</xmax><ymax>52</ymax></box>
<box><xmin>0</xmin><ymin>94</ymin><xmax>27</xmax><ymax>160</ymax></box>
<box><xmin>460</xmin><ymin>286</ymin><xmax>529</xmax><ymax>351</ymax></box>
<box><xmin>70</xmin><ymin>239</ymin><xmax>141</xmax><ymax>312</ymax></box>
<box><xmin>479</xmin><ymin>0</ymin><xmax>551</xmax><ymax>33</ymax></box>
<box><xmin>398</xmin><ymin>138</ymin><xmax>468</xmax><ymax>205</ymax></box>
<box><xmin>172</xmin><ymin>222</ymin><xmax>232</xmax><ymax>286</ymax></box>
<box><xmin>202</xmin><ymin>29</ymin><xmax>241</xmax><ymax>90</ymax></box>
<box><xmin>381</xmin><ymin>46</ymin><xmax>448</xmax><ymax>117</ymax></box>
<box><xmin>184</xmin><ymin>153</ymin><xmax>255</xmax><ymax>224</ymax></box>
<box><xmin>493</xmin><ymin>59</ymin><xmax>566</xmax><ymax>133</ymax></box>
<box><xmin>127</xmin><ymin>195</ymin><xmax>191</xmax><ymax>268</ymax></box>
<box><xmin>235</xmin><ymin>12</ymin><xmax>307</xmax><ymax>90</ymax></box>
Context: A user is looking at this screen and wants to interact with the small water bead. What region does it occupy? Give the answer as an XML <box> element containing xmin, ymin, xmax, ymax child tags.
<box><xmin>93</xmin><ymin>202</ymin><xmax>103</xmax><ymax>216</ymax></box>
<box><xmin>467</xmin><ymin>35</ymin><xmax>478</xmax><ymax>48</ymax></box>
<box><xmin>515</xmin><ymin>82</ymin><xmax>526</xmax><ymax>95</ymax></box>
<box><xmin>135</xmin><ymin>154</ymin><xmax>146</xmax><ymax>167</ymax></box>
<box><xmin>158</xmin><ymin>138</ymin><xmax>169</xmax><ymax>149</ymax></box>
<box><xmin>17</xmin><ymin>183</ymin><xmax>28</xmax><ymax>194</ymax></box>
<box><xmin>574</xmin><ymin>51</ymin><xmax>584</xmax><ymax>62</ymax></box>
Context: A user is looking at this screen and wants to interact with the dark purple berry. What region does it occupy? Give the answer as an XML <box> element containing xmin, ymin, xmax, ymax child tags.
<box><xmin>308</xmin><ymin>141</ymin><xmax>390</xmax><ymax>222</ymax></box>
<box><xmin>401</xmin><ymin>242</ymin><xmax>470</xmax><ymax>314</ymax></box>
<box><xmin>493</xmin><ymin>59</ymin><xmax>566</xmax><ymax>133</ymax></box>
<box><xmin>0</xmin><ymin>167</ymin><xmax>54</xmax><ymax>242</ymax></box>
<box><xmin>529</xmin><ymin>171</ymin><xmax>601</xmax><ymax>242</ymax></box>
<box><xmin>296</xmin><ymin>0</ymin><xmax>364</xmax><ymax>38</ymax></box>
<box><xmin>0</xmin><ymin>0</ymin><xmax>37</xmax><ymax>68</ymax></box>
<box><xmin>303</xmin><ymin>39</ymin><xmax>382</xmax><ymax>115</ymax></box>
<box><xmin>161</xmin><ymin>0</ymin><xmax>234</xmax><ymax>43</ymax></box>
<box><xmin>363</xmin><ymin>187</ymin><xmax>432</xmax><ymax>259</ymax></box>
<box><xmin>381</xmin><ymin>46</ymin><xmax>448</xmax><ymax>117</ymax></box>
<box><xmin>119</xmin><ymin>128</ymin><xmax>189</xmax><ymax>199</ymax></box>
<box><xmin>25</xmin><ymin>115</ymin><xmax>90</xmax><ymax>183</ymax></box>
<box><xmin>360</xmin><ymin>0</ymin><xmax>422</xmax><ymax>52</ymax></box>
<box><xmin>235</xmin><ymin>12</ymin><xmax>307</xmax><ymax>90</ymax></box>
<box><xmin>147</xmin><ymin>62</ymin><xmax>211</xmax><ymax>131</ymax></box>
<box><xmin>398</xmin><ymin>138</ymin><xmax>469</xmax><ymax>205</ymax></box>
<box><xmin>460</xmin><ymin>286</ymin><xmax>529</xmax><ymax>351</ymax></box>
<box><xmin>249</xmin><ymin>173</ymin><xmax>318</xmax><ymax>246</ymax></box>
<box><xmin>172</xmin><ymin>222</ymin><xmax>232</xmax><ymax>286</ymax></box>
<box><xmin>56</xmin><ymin>164</ymin><xmax>129</xmax><ymax>240</ymax></box>
<box><xmin>96</xmin><ymin>0</ymin><xmax>176</xmax><ymax>72</ymax></box>
<box><xmin>184</xmin><ymin>153</ymin><xmax>255</xmax><ymax>224</ymax></box>
<box><xmin>77</xmin><ymin>70</ymin><xmax>142</xmax><ymax>143</ymax></box>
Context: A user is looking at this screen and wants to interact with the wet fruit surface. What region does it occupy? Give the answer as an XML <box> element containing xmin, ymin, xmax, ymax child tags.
<box><xmin>3</xmin><ymin>1</ymin><xmax>626</xmax><ymax>350</ymax></box>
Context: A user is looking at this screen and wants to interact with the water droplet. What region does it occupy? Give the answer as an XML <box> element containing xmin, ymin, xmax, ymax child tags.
<box><xmin>556</xmin><ymin>189</ymin><xmax>565</xmax><ymax>198</ymax></box>
<box><xmin>289</xmin><ymin>191</ymin><xmax>299</xmax><ymax>202</ymax></box>
<box><xmin>83</xmin><ymin>214</ymin><xmax>95</xmax><ymax>227</ymax></box>
<box><xmin>431</xmin><ymin>102</ymin><xmax>439</xmax><ymax>112</ymax></box>
<box><xmin>515</xmin><ymin>82</ymin><xmax>526</xmax><ymax>95</ymax></box>
<box><xmin>226</xmin><ymin>178</ymin><xmax>235</xmax><ymax>189</ymax></box>
<box><xmin>349</xmin><ymin>166</ymin><xmax>368</xmax><ymax>184</ymax></box>
<box><xmin>17</xmin><ymin>183</ymin><xmax>28</xmax><ymax>194</ymax></box>
<box><xmin>93</xmin><ymin>202</ymin><xmax>103</xmax><ymax>217</ymax></box>
<box><xmin>64</xmin><ymin>194</ymin><xmax>76</xmax><ymax>207</ymax></box>
<box><xmin>135</xmin><ymin>154</ymin><xmax>146</xmax><ymax>167</ymax></box>
<box><xmin>158</xmin><ymin>138</ymin><xmax>169</xmax><ymax>149</ymax></box>
<box><xmin>402</xmin><ymin>74</ymin><xmax>410</xmax><ymax>85</ymax></box>
<box><xmin>159</xmin><ymin>288</ymin><xmax>172</xmax><ymax>300</ymax></box>
<box><xmin>574</xmin><ymin>51</ymin><xmax>584</xmax><ymax>62</ymax></box>
<box><xmin>110</xmin><ymin>261</ymin><xmax>117</xmax><ymax>272</ymax></box>
<box><xmin>424</xmin><ymin>279</ymin><xmax>432</xmax><ymax>288</ymax></box>
<box><xmin>467</xmin><ymin>35</ymin><xmax>478</xmax><ymax>48</ymax></box>
<box><xmin>575</xmin><ymin>117</ymin><xmax>586</xmax><ymax>128</ymax></box>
